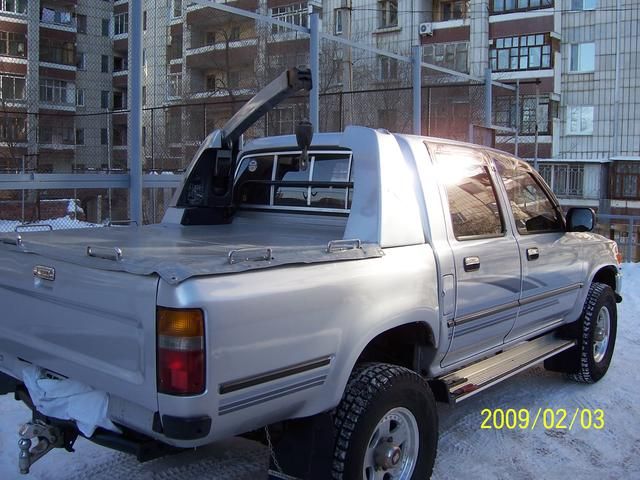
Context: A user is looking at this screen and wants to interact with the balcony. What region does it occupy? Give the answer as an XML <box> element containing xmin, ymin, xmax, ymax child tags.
<box><xmin>40</xmin><ymin>41</ymin><xmax>76</xmax><ymax>68</ymax></box>
<box><xmin>490</xmin><ymin>0</ymin><xmax>554</xmax><ymax>15</ymax></box>
<box><xmin>432</xmin><ymin>0</ymin><xmax>469</xmax><ymax>22</ymax></box>
<box><xmin>40</xmin><ymin>7</ymin><xmax>76</xmax><ymax>31</ymax></box>
<box><xmin>38</xmin><ymin>126</ymin><xmax>75</xmax><ymax>149</ymax></box>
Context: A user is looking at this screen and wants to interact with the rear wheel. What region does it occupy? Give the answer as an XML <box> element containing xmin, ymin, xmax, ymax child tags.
<box><xmin>332</xmin><ymin>363</ymin><xmax>438</xmax><ymax>480</ymax></box>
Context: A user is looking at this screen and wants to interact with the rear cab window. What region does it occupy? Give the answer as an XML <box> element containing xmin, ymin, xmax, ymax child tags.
<box><xmin>430</xmin><ymin>144</ymin><xmax>505</xmax><ymax>240</ymax></box>
<box><xmin>234</xmin><ymin>151</ymin><xmax>353</xmax><ymax>214</ymax></box>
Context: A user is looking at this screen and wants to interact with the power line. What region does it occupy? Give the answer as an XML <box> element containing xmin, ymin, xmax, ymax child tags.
<box><xmin>348</xmin><ymin>6</ymin><xmax>640</xmax><ymax>15</ymax></box>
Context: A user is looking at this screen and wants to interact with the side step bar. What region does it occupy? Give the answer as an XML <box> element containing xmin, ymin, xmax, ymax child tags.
<box><xmin>438</xmin><ymin>335</ymin><xmax>576</xmax><ymax>404</ymax></box>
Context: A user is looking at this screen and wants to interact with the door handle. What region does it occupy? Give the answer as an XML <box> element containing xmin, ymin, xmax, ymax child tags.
<box><xmin>526</xmin><ymin>247</ymin><xmax>540</xmax><ymax>261</ymax></box>
<box><xmin>463</xmin><ymin>256</ymin><xmax>480</xmax><ymax>272</ymax></box>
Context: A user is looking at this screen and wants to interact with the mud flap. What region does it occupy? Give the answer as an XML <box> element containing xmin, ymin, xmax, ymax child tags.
<box><xmin>267</xmin><ymin>413</ymin><xmax>334</xmax><ymax>480</ymax></box>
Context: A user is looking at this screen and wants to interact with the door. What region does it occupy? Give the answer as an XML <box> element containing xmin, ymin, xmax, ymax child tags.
<box><xmin>492</xmin><ymin>155</ymin><xmax>586</xmax><ymax>341</ymax></box>
<box><xmin>431</xmin><ymin>145</ymin><xmax>521</xmax><ymax>367</ymax></box>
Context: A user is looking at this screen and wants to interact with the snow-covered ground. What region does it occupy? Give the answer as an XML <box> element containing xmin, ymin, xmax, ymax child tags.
<box><xmin>0</xmin><ymin>217</ymin><xmax>101</xmax><ymax>233</ymax></box>
<box><xmin>1</xmin><ymin>264</ymin><xmax>639</xmax><ymax>479</ymax></box>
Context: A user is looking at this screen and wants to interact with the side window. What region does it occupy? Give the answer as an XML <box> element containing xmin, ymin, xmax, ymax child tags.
<box><xmin>434</xmin><ymin>147</ymin><xmax>504</xmax><ymax>240</ymax></box>
<box><xmin>495</xmin><ymin>158</ymin><xmax>563</xmax><ymax>234</ymax></box>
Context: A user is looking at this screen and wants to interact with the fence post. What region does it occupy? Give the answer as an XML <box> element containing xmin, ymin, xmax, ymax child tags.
<box><xmin>412</xmin><ymin>45</ymin><xmax>421</xmax><ymax>135</ymax></box>
<box><xmin>515</xmin><ymin>80</ymin><xmax>520</xmax><ymax>156</ymax></box>
<box><xmin>128</xmin><ymin>0</ymin><xmax>144</xmax><ymax>225</ymax></box>
<box><xmin>484</xmin><ymin>67</ymin><xmax>492</xmax><ymax>128</ymax></box>
<box><xmin>309</xmin><ymin>12</ymin><xmax>320</xmax><ymax>133</ymax></box>
<box><xmin>628</xmin><ymin>218</ymin><xmax>634</xmax><ymax>263</ymax></box>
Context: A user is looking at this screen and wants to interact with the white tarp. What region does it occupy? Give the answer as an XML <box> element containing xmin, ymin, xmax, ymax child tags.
<box><xmin>22</xmin><ymin>366</ymin><xmax>120</xmax><ymax>437</ymax></box>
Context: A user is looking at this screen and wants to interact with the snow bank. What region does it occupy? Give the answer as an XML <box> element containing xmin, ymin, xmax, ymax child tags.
<box><xmin>0</xmin><ymin>216</ymin><xmax>102</xmax><ymax>233</ymax></box>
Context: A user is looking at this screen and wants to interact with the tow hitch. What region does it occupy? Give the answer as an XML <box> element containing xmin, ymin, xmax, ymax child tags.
<box><xmin>18</xmin><ymin>420</ymin><xmax>75</xmax><ymax>474</ymax></box>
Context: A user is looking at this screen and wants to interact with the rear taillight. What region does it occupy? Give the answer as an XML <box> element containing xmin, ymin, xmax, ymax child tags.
<box><xmin>157</xmin><ymin>307</ymin><xmax>205</xmax><ymax>395</ymax></box>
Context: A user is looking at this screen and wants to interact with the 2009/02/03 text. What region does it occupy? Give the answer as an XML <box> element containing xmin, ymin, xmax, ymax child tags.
<box><xmin>480</xmin><ymin>408</ymin><xmax>605</xmax><ymax>430</ymax></box>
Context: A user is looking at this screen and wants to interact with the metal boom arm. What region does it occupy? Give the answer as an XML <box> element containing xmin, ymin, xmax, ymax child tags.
<box><xmin>221</xmin><ymin>67</ymin><xmax>312</xmax><ymax>146</ymax></box>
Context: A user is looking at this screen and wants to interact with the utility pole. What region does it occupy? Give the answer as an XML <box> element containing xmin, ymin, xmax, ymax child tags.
<box><xmin>129</xmin><ymin>0</ymin><xmax>143</xmax><ymax>225</ymax></box>
<box><xmin>309</xmin><ymin>11</ymin><xmax>320</xmax><ymax>132</ymax></box>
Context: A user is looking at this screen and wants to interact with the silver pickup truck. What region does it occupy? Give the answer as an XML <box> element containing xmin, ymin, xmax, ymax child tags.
<box><xmin>0</xmin><ymin>69</ymin><xmax>622</xmax><ymax>480</ymax></box>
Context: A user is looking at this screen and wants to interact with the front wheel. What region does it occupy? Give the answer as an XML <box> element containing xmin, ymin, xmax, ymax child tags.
<box><xmin>546</xmin><ymin>282</ymin><xmax>618</xmax><ymax>382</ymax></box>
<box><xmin>332</xmin><ymin>363</ymin><xmax>438</xmax><ymax>480</ymax></box>
<box><xmin>568</xmin><ymin>282</ymin><xmax>618</xmax><ymax>383</ymax></box>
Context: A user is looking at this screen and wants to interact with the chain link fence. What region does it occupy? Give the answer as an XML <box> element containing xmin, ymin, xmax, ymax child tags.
<box><xmin>0</xmin><ymin>188</ymin><xmax>129</xmax><ymax>232</ymax></box>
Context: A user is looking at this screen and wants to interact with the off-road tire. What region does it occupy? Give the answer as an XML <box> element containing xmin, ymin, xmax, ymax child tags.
<box><xmin>546</xmin><ymin>282</ymin><xmax>617</xmax><ymax>383</ymax></box>
<box><xmin>331</xmin><ymin>363</ymin><xmax>438</xmax><ymax>480</ymax></box>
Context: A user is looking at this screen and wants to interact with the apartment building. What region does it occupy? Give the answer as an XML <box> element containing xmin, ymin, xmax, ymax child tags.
<box><xmin>0</xmin><ymin>1</ymin><xmax>637</xmax><ymax>219</ymax></box>
<box><xmin>418</xmin><ymin>0</ymin><xmax>639</xmax><ymax>216</ymax></box>
<box><xmin>0</xmin><ymin>0</ymin><xmax>116</xmax><ymax>173</ymax></box>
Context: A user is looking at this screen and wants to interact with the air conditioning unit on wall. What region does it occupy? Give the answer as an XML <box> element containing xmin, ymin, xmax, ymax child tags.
<box><xmin>419</xmin><ymin>22</ymin><xmax>433</xmax><ymax>36</ymax></box>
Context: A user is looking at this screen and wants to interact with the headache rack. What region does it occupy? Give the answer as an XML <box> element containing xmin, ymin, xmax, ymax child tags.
<box><xmin>234</xmin><ymin>150</ymin><xmax>353</xmax><ymax>214</ymax></box>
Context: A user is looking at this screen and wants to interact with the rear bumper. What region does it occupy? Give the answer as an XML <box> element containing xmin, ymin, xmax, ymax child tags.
<box><xmin>153</xmin><ymin>413</ymin><xmax>212</xmax><ymax>440</ymax></box>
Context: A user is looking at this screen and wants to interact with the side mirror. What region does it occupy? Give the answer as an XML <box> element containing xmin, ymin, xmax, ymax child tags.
<box><xmin>295</xmin><ymin>120</ymin><xmax>313</xmax><ymax>171</ymax></box>
<box><xmin>566</xmin><ymin>207</ymin><xmax>596</xmax><ymax>232</ymax></box>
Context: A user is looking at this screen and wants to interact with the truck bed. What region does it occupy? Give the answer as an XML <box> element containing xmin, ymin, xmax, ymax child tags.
<box><xmin>0</xmin><ymin>212</ymin><xmax>382</xmax><ymax>284</ymax></box>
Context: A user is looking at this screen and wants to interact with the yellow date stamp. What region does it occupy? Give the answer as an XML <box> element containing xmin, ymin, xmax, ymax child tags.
<box><xmin>480</xmin><ymin>408</ymin><xmax>605</xmax><ymax>430</ymax></box>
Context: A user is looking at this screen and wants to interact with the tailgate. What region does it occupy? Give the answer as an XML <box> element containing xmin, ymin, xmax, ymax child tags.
<box><xmin>0</xmin><ymin>248</ymin><xmax>159</xmax><ymax>412</ymax></box>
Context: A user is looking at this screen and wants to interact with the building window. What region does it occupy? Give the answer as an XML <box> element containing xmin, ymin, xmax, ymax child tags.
<box><xmin>423</xmin><ymin>42</ymin><xmax>469</xmax><ymax>73</ymax></box>
<box><xmin>0</xmin><ymin>115</ymin><xmax>26</xmax><ymax>142</ymax></box>
<box><xmin>0</xmin><ymin>32</ymin><xmax>26</xmax><ymax>58</ymax></box>
<box><xmin>569</xmin><ymin>42</ymin><xmax>595</xmax><ymax>72</ymax></box>
<box><xmin>114</xmin><ymin>126</ymin><xmax>127</xmax><ymax>146</ymax></box>
<box><xmin>271</xmin><ymin>3</ymin><xmax>308</xmax><ymax>34</ymax></box>
<box><xmin>571</xmin><ymin>0</ymin><xmax>596</xmax><ymax>10</ymax></box>
<box><xmin>101</xmin><ymin>90</ymin><xmax>110</xmax><ymax>109</ymax></box>
<box><xmin>113</xmin><ymin>91</ymin><xmax>127</xmax><ymax>110</ymax></box>
<box><xmin>101</xmin><ymin>128</ymin><xmax>108</xmax><ymax>145</ymax></box>
<box><xmin>142</xmin><ymin>86</ymin><xmax>147</xmax><ymax>105</ymax></box>
<box><xmin>102</xmin><ymin>18</ymin><xmax>110</xmax><ymax>36</ymax></box>
<box><xmin>494</xmin><ymin>95</ymin><xmax>550</xmax><ymax>135</ymax></box>
<box><xmin>539</xmin><ymin>164</ymin><xmax>584</xmax><ymax>198</ymax></box>
<box><xmin>490</xmin><ymin>34</ymin><xmax>552</xmax><ymax>71</ymax></box>
<box><xmin>492</xmin><ymin>0</ymin><xmax>553</xmax><ymax>14</ymax></box>
<box><xmin>378</xmin><ymin>0</ymin><xmax>398</xmax><ymax>29</ymax></box>
<box><xmin>610</xmin><ymin>162</ymin><xmax>640</xmax><ymax>199</ymax></box>
<box><xmin>114</xmin><ymin>12</ymin><xmax>128</xmax><ymax>35</ymax></box>
<box><xmin>334</xmin><ymin>9</ymin><xmax>343</xmax><ymax>34</ymax></box>
<box><xmin>76</xmin><ymin>14</ymin><xmax>87</xmax><ymax>33</ymax></box>
<box><xmin>40</xmin><ymin>38</ymin><xmax>75</xmax><ymax>66</ymax></box>
<box><xmin>566</xmin><ymin>106</ymin><xmax>594</xmax><ymax>135</ymax></box>
<box><xmin>206</xmin><ymin>74</ymin><xmax>219</xmax><ymax>91</ymax></box>
<box><xmin>172</xmin><ymin>0</ymin><xmax>182</xmax><ymax>18</ymax></box>
<box><xmin>377</xmin><ymin>56</ymin><xmax>398</xmax><ymax>81</ymax></box>
<box><xmin>169</xmin><ymin>73</ymin><xmax>182</xmax><ymax>97</ymax></box>
<box><xmin>435</xmin><ymin>0</ymin><xmax>469</xmax><ymax>21</ymax></box>
<box><xmin>75</xmin><ymin>128</ymin><xmax>84</xmax><ymax>145</ymax></box>
<box><xmin>40</xmin><ymin>7</ymin><xmax>73</xmax><ymax>26</ymax></box>
<box><xmin>143</xmin><ymin>11</ymin><xmax>147</xmax><ymax>30</ymax></box>
<box><xmin>76</xmin><ymin>88</ymin><xmax>85</xmax><ymax>106</ymax></box>
<box><xmin>39</xmin><ymin>79</ymin><xmax>74</xmax><ymax>104</ymax></box>
<box><xmin>113</xmin><ymin>56</ymin><xmax>127</xmax><ymax>72</ymax></box>
<box><xmin>101</xmin><ymin>54</ymin><xmax>110</xmax><ymax>73</ymax></box>
<box><xmin>76</xmin><ymin>52</ymin><xmax>86</xmax><ymax>70</ymax></box>
<box><xmin>0</xmin><ymin>75</ymin><xmax>26</xmax><ymax>101</ymax></box>
<box><xmin>39</xmin><ymin>125</ymin><xmax>74</xmax><ymax>145</ymax></box>
<box><xmin>1</xmin><ymin>0</ymin><xmax>27</xmax><ymax>14</ymax></box>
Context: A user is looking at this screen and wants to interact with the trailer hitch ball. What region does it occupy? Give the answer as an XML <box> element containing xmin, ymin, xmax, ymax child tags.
<box><xmin>17</xmin><ymin>421</ymin><xmax>64</xmax><ymax>475</ymax></box>
<box><xmin>18</xmin><ymin>437</ymin><xmax>32</xmax><ymax>474</ymax></box>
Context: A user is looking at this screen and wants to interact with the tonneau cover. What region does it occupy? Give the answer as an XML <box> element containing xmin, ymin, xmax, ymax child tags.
<box><xmin>0</xmin><ymin>220</ymin><xmax>383</xmax><ymax>285</ymax></box>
